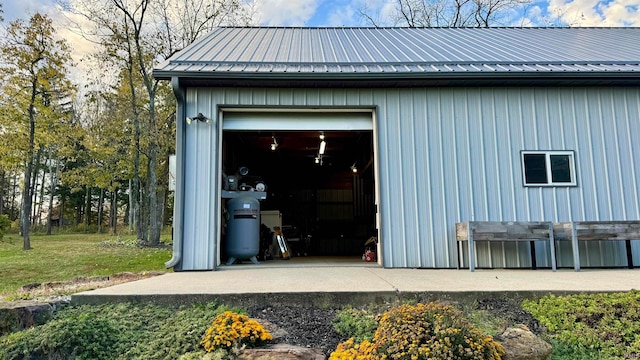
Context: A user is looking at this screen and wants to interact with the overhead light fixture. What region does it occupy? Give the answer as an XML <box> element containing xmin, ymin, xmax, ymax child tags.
<box><xmin>319</xmin><ymin>132</ymin><xmax>325</xmax><ymax>140</ymax></box>
<box><xmin>314</xmin><ymin>156</ymin><xmax>320</xmax><ymax>164</ymax></box>
<box><xmin>319</xmin><ymin>140</ymin><xmax>326</xmax><ymax>155</ymax></box>
<box><xmin>351</xmin><ymin>163</ymin><xmax>358</xmax><ymax>173</ymax></box>
<box><xmin>270</xmin><ymin>136</ymin><xmax>278</xmax><ymax>151</ymax></box>
<box><xmin>186</xmin><ymin>113</ymin><xmax>210</xmax><ymax>124</ymax></box>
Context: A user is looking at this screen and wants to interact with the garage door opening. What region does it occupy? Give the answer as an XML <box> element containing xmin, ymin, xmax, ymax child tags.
<box><xmin>220</xmin><ymin>128</ymin><xmax>377</xmax><ymax>263</ymax></box>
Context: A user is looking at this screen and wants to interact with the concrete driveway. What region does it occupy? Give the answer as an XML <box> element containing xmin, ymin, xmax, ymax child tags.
<box><xmin>71</xmin><ymin>257</ymin><xmax>640</xmax><ymax>306</ymax></box>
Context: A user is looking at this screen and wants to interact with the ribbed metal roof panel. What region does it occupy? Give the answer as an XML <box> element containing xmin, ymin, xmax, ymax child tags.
<box><xmin>155</xmin><ymin>27</ymin><xmax>640</xmax><ymax>78</ymax></box>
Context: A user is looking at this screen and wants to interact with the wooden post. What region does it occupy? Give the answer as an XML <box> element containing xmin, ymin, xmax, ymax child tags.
<box><xmin>548</xmin><ymin>222</ymin><xmax>557</xmax><ymax>272</ymax></box>
<box><xmin>468</xmin><ymin>222</ymin><xmax>475</xmax><ymax>272</ymax></box>
<box><xmin>571</xmin><ymin>222</ymin><xmax>580</xmax><ymax>271</ymax></box>
<box><xmin>626</xmin><ymin>240</ymin><xmax>634</xmax><ymax>269</ymax></box>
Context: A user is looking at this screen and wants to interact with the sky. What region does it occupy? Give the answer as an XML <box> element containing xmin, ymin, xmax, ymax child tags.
<box><xmin>3</xmin><ymin>0</ymin><xmax>639</xmax><ymax>27</ymax></box>
<box><xmin>1</xmin><ymin>0</ymin><xmax>638</xmax><ymax>81</ymax></box>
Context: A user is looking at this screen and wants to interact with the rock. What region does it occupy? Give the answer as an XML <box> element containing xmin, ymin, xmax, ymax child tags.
<box><xmin>497</xmin><ymin>327</ymin><xmax>552</xmax><ymax>360</ymax></box>
<box><xmin>258</xmin><ymin>319</ymin><xmax>288</xmax><ymax>341</ymax></box>
<box><xmin>237</xmin><ymin>344</ymin><xmax>326</xmax><ymax>360</ymax></box>
<box><xmin>0</xmin><ymin>298</ymin><xmax>70</xmax><ymax>336</ymax></box>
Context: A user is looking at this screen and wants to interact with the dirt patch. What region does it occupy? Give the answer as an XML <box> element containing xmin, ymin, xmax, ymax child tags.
<box><xmin>248</xmin><ymin>305</ymin><xmax>344</xmax><ymax>357</ymax></box>
<box><xmin>476</xmin><ymin>298</ymin><xmax>545</xmax><ymax>334</ymax></box>
<box><xmin>7</xmin><ymin>271</ymin><xmax>165</xmax><ymax>301</ymax></box>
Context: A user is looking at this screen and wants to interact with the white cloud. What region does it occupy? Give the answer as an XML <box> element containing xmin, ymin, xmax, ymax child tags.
<box><xmin>327</xmin><ymin>4</ymin><xmax>356</xmax><ymax>25</ymax></box>
<box><xmin>252</xmin><ymin>0</ymin><xmax>319</xmax><ymax>25</ymax></box>
<box><xmin>540</xmin><ymin>0</ymin><xmax>640</xmax><ymax>26</ymax></box>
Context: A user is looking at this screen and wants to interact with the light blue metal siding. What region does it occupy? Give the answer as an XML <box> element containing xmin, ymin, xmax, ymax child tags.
<box><xmin>179</xmin><ymin>86</ymin><xmax>640</xmax><ymax>270</ymax></box>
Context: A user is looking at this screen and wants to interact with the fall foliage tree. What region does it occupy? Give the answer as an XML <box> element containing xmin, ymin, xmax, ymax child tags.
<box><xmin>0</xmin><ymin>13</ymin><xmax>75</xmax><ymax>249</ymax></box>
<box><xmin>65</xmin><ymin>0</ymin><xmax>247</xmax><ymax>245</ymax></box>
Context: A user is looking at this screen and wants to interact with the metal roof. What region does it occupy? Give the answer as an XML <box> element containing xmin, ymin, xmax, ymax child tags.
<box><xmin>154</xmin><ymin>27</ymin><xmax>640</xmax><ymax>85</ymax></box>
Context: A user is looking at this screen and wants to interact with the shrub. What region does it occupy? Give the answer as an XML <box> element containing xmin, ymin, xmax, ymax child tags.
<box><xmin>201</xmin><ymin>311</ymin><xmax>272</xmax><ymax>353</ymax></box>
<box><xmin>330</xmin><ymin>302</ymin><xmax>504</xmax><ymax>360</ymax></box>
<box><xmin>523</xmin><ymin>290</ymin><xmax>640</xmax><ymax>358</ymax></box>
<box><xmin>333</xmin><ymin>307</ymin><xmax>379</xmax><ymax>342</ymax></box>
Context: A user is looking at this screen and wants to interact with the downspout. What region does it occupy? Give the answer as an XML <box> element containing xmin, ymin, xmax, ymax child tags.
<box><xmin>166</xmin><ymin>76</ymin><xmax>185</xmax><ymax>270</ymax></box>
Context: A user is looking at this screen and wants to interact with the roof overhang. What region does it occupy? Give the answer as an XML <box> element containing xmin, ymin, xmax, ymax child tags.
<box><xmin>155</xmin><ymin>70</ymin><xmax>640</xmax><ymax>88</ymax></box>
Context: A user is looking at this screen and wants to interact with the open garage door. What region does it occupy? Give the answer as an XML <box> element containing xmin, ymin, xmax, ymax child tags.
<box><xmin>222</xmin><ymin>111</ymin><xmax>374</xmax><ymax>131</ymax></box>
<box><xmin>220</xmin><ymin>110</ymin><xmax>378</xmax><ymax>263</ymax></box>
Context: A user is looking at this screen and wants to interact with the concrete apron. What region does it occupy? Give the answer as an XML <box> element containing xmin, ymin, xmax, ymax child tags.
<box><xmin>71</xmin><ymin>258</ymin><xmax>640</xmax><ymax>307</ymax></box>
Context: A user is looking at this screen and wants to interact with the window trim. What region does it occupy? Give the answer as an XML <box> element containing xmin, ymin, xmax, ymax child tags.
<box><xmin>521</xmin><ymin>150</ymin><xmax>577</xmax><ymax>187</ymax></box>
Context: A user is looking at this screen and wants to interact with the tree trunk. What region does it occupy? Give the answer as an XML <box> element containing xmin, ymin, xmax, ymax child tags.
<box><xmin>22</xmin><ymin>81</ymin><xmax>38</xmax><ymax>250</ymax></box>
<box><xmin>30</xmin><ymin>149</ymin><xmax>41</xmax><ymax>229</ymax></box>
<box><xmin>11</xmin><ymin>173</ymin><xmax>18</xmax><ymax>220</ymax></box>
<box><xmin>148</xmin><ymin>143</ymin><xmax>160</xmax><ymax>246</ymax></box>
<box><xmin>127</xmin><ymin>179</ymin><xmax>132</xmax><ymax>230</ymax></box>
<box><xmin>59</xmin><ymin>193</ymin><xmax>65</xmax><ymax>230</ymax></box>
<box><xmin>75</xmin><ymin>203</ymin><xmax>82</xmax><ymax>226</ymax></box>
<box><xmin>111</xmin><ymin>186</ymin><xmax>118</xmax><ymax>234</ymax></box>
<box><xmin>36</xmin><ymin>156</ymin><xmax>46</xmax><ymax>227</ymax></box>
<box><xmin>97</xmin><ymin>188</ymin><xmax>104</xmax><ymax>233</ymax></box>
<box><xmin>84</xmin><ymin>186</ymin><xmax>91</xmax><ymax>231</ymax></box>
<box><xmin>139</xmin><ymin>178</ymin><xmax>148</xmax><ymax>243</ymax></box>
<box><xmin>0</xmin><ymin>169</ymin><xmax>5</xmax><ymax>215</ymax></box>
<box><xmin>46</xmin><ymin>160</ymin><xmax>57</xmax><ymax>235</ymax></box>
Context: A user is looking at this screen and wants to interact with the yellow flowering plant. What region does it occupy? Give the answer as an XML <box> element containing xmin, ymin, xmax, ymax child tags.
<box><xmin>330</xmin><ymin>303</ymin><xmax>504</xmax><ymax>360</ymax></box>
<box><xmin>201</xmin><ymin>311</ymin><xmax>273</xmax><ymax>352</ymax></box>
<box><xmin>330</xmin><ymin>338</ymin><xmax>379</xmax><ymax>360</ymax></box>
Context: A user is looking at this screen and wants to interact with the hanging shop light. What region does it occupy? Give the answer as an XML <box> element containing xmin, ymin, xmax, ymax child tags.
<box><xmin>270</xmin><ymin>136</ymin><xmax>278</xmax><ymax>151</ymax></box>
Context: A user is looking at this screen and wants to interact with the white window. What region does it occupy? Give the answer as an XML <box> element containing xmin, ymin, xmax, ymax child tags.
<box><xmin>521</xmin><ymin>151</ymin><xmax>577</xmax><ymax>187</ymax></box>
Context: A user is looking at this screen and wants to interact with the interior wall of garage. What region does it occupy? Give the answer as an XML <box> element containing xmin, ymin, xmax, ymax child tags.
<box><xmin>178</xmin><ymin>86</ymin><xmax>640</xmax><ymax>270</ymax></box>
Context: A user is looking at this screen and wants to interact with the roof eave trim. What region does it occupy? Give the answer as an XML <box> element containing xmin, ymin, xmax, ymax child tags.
<box><xmin>153</xmin><ymin>70</ymin><xmax>640</xmax><ymax>81</ymax></box>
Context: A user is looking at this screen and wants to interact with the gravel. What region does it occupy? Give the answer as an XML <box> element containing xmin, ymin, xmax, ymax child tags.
<box><xmin>248</xmin><ymin>304</ymin><xmax>344</xmax><ymax>356</ymax></box>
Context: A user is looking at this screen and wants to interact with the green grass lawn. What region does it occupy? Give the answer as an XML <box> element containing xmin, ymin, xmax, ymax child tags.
<box><xmin>0</xmin><ymin>233</ymin><xmax>172</xmax><ymax>297</ymax></box>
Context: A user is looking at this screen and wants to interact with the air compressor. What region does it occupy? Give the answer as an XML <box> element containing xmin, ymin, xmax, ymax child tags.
<box><xmin>222</xmin><ymin>167</ymin><xmax>267</xmax><ymax>265</ymax></box>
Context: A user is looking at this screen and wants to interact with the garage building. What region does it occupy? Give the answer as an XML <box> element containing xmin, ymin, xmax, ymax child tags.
<box><xmin>154</xmin><ymin>27</ymin><xmax>640</xmax><ymax>271</ymax></box>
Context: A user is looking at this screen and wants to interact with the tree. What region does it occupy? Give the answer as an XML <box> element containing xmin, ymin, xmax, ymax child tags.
<box><xmin>360</xmin><ymin>0</ymin><xmax>531</xmax><ymax>27</ymax></box>
<box><xmin>65</xmin><ymin>0</ymin><xmax>248</xmax><ymax>245</ymax></box>
<box><xmin>0</xmin><ymin>13</ymin><xmax>75</xmax><ymax>249</ymax></box>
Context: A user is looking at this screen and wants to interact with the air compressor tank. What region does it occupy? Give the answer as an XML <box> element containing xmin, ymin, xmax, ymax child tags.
<box><xmin>225</xmin><ymin>195</ymin><xmax>260</xmax><ymax>265</ymax></box>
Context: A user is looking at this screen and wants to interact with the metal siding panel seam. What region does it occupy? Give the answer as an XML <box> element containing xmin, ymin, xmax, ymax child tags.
<box><xmin>440</xmin><ymin>90</ymin><xmax>457</xmax><ymax>267</ymax></box>
<box><xmin>414</xmin><ymin>90</ymin><xmax>428</xmax><ymax>267</ymax></box>
<box><xmin>402</xmin><ymin>91</ymin><xmax>420</xmax><ymax>267</ymax></box>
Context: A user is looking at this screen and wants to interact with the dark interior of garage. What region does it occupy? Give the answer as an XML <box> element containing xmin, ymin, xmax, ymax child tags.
<box><xmin>221</xmin><ymin>130</ymin><xmax>376</xmax><ymax>258</ymax></box>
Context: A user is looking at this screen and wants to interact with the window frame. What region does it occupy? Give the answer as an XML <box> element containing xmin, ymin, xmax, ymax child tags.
<box><xmin>520</xmin><ymin>150</ymin><xmax>577</xmax><ymax>187</ymax></box>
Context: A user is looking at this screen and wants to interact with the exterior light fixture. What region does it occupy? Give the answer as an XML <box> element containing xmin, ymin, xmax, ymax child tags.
<box><xmin>315</xmin><ymin>156</ymin><xmax>320</xmax><ymax>164</ymax></box>
<box><xmin>186</xmin><ymin>113</ymin><xmax>210</xmax><ymax>124</ymax></box>
<box><xmin>270</xmin><ymin>136</ymin><xmax>278</xmax><ymax>151</ymax></box>
<box><xmin>351</xmin><ymin>163</ymin><xmax>358</xmax><ymax>173</ymax></box>
<box><xmin>319</xmin><ymin>132</ymin><xmax>325</xmax><ymax>140</ymax></box>
<box><xmin>319</xmin><ymin>140</ymin><xmax>326</xmax><ymax>155</ymax></box>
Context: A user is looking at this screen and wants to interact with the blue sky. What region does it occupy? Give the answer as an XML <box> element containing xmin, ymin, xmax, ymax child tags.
<box><xmin>1</xmin><ymin>0</ymin><xmax>638</xmax><ymax>80</ymax></box>
<box><xmin>3</xmin><ymin>0</ymin><xmax>639</xmax><ymax>27</ymax></box>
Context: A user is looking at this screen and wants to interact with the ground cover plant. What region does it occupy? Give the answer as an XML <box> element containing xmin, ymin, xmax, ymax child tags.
<box><xmin>0</xmin><ymin>233</ymin><xmax>171</xmax><ymax>298</ymax></box>
<box><xmin>0</xmin><ymin>302</ymin><xmax>239</xmax><ymax>360</ymax></box>
<box><xmin>523</xmin><ymin>290</ymin><xmax>640</xmax><ymax>359</ymax></box>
